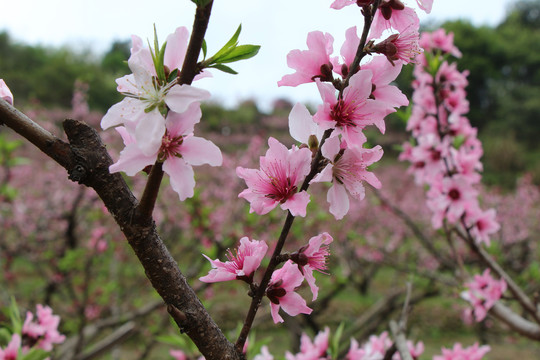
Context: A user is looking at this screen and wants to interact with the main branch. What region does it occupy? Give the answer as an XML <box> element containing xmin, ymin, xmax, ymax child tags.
<box><xmin>1</xmin><ymin>109</ymin><xmax>239</xmax><ymax>360</ymax></box>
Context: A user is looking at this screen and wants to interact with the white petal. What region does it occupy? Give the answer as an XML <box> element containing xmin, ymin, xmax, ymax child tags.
<box><xmin>163</xmin><ymin>157</ymin><xmax>196</xmax><ymax>201</ymax></box>
<box><xmin>135</xmin><ymin>110</ymin><xmax>166</xmax><ymax>156</ymax></box>
<box><xmin>181</xmin><ymin>136</ymin><xmax>223</xmax><ymax>166</ymax></box>
<box><xmin>165</xmin><ymin>85</ymin><xmax>211</xmax><ymax>114</ymax></box>
<box><xmin>289</xmin><ymin>103</ymin><xmax>316</xmax><ymax>144</ymax></box>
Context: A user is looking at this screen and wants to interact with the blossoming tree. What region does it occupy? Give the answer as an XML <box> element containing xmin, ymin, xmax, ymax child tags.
<box><xmin>2</xmin><ymin>0</ymin><xmax>540</xmax><ymax>359</ymax></box>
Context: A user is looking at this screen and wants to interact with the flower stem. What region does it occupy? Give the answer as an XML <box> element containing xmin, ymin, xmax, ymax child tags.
<box><xmin>136</xmin><ymin>1</ymin><xmax>214</xmax><ymax>223</ymax></box>
<box><xmin>235</xmin><ymin>129</ymin><xmax>333</xmax><ymax>352</ymax></box>
<box><xmin>343</xmin><ymin>0</ymin><xmax>381</xmax><ymax>88</ymax></box>
<box><xmin>136</xmin><ymin>161</ymin><xmax>164</xmax><ymax>223</ymax></box>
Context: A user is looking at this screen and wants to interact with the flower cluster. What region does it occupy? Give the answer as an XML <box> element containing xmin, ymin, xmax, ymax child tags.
<box><xmin>200</xmin><ymin>233</ymin><xmax>332</xmax><ymax>323</ymax></box>
<box><xmin>461</xmin><ymin>269</ymin><xmax>507</xmax><ymax>322</ymax></box>
<box><xmin>347</xmin><ymin>331</ymin><xmax>423</xmax><ymax>360</ymax></box>
<box><xmin>251</xmin><ymin>328</ymin><xmax>424</xmax><ymax>360</ymax></box>
<box><xmin>239</xmin><ymin>0</ymin><xmax>430</xmax><ymax>220</ymax></box>
<box><xmin>433</xmin><ymin>342</ymin><xmax>490</xmax><ymax>360</ymax></box>
<box><xmin>399</xmin><ymin>29</ymin><xmax>500</xmax><ymax>245</ymax></box>
<box><xmin>101</xmin><ymin>27</ymin><xmax>222</xmax><ymax>200</ymax></box>
<box><xmin>0</xmin><ymin>304</ymin><xmax>65</xmax><ymax>359</ymax></box>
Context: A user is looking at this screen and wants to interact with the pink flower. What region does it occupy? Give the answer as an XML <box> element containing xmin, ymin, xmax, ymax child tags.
<box><xmin>101</xmin><ymin>28</ymin><xmax>211</xmax><ymax>155</ymax></box>
<box><xmin>288</xmin><ymin>103</ymin><xmax>324</xmax><ymax>146</ymax></box>
<box><xmin>461</xmin><ymin>269</ymin><xmax>506</xmax><ymax>322</ymax></box>
<box><xmin>199</xmin><ymin>237</ymin><xmax>268</xmax><ymax>283</ymax></box>
<box><xmin>415</xmin><ymin>0</ymin><xmax>433</xmax><ymax>13</ymax></box>
<box><xmin>109</xmin><ymin>103</ymin><xmax>223</xmax><ymax>201</ymax></box>
<box><xmin>347</xmin><ymin>332</ymin><xmax>392</xmax><ymax>359</ymax></box>
<box><xmin>433</xmin><ymin>342</ymin><xmax>490</xmax><ymax>360</ymax></box>
<box><xmin>466</xmin><ymin>207</ymin><xmax>500</xmax><ymax>246</ymax></box>
<box><xmin>419</xmin><ymin>28</ymin><xmax>462</xmax><ymax>58</ymax></box>
<box><xmin>314</xmin><ymin>70</ymin><xmax>386</xmax><ymax>146</ymax></box>
<box><xmin>286</xmin><ymin>327</ymin><xmax>330</xmax><ymax>360</ymax></box>
<box><xmin>291</xmin><ymin>233</ymin><xmax>333</xmax><ymax>300</ymax></box>
<box><xmin>330</xmin><ymin>0</ymin><xmax>358</xmax><ymax>10</ymax></box>
<box><xmin>427</xmin><ymin>175</ymin><xmax>478</xmax><ymax>228</ymax></box>
<box><xmin>278</xmin><ymin>31</ymin><xmax>336</xmax><ymax>87</ymax></box>
<box><xmin>267</xmin><ymin>261</ymin><xmax>312</xmax><ymax>323</ymax></box>
<box><xmin>312</xmin><ymin>136</ymin><xmax>383</xmax><ymax>219</ymax></box>
<box><xmin>236</xmin><ymin>137</ymin><xmax>312</xmax><ymax>217</ymax></box>
<box><xmin>360</xmin><ymin>55</ymin><xmax>409</xmax><ymax>113</ymax></box>
<box><xmin>169</xmin><ymin>349</ymin><xmax>187</xmax><ymax>360</ymax></box>
<box><xmin>0</xmin><ymin>79</ymin><xmax>13</xmax><ymax>105</ymax></box>
<box><xmin>333</xmin><ymin>26</ymin><xmax>361</xmax><ymax>76</ymax></box>
<box><xmin>254</xmin><ymin>346</ymin><xmax>274</xmax><ymax>360</ymax></box>
<box><xmin>370</xmin><ymin>5</ymin><xmax>420</xmax><ymax>39</ymax></box>
<box><xmin>22</xmin><ymin>305</ymin><xmax>65</xmax><ymax>352</ymax></box>
<box><xmin>0</xmin><ymin>333</ymin><xmax>20</xmax><ymax>360</ymax></box>
<box><xmin>373</xmin><ymin>24</ymin><xmax>422</xmax><ymax>65</ymax></box>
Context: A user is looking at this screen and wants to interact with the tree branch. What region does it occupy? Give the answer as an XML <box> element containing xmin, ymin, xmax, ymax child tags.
<box><xmin>0</xmin><ymin>103</ymin><xmax>240</xmax><ymax>359</ymax></box>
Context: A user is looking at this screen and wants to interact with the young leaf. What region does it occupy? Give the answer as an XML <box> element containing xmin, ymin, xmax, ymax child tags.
<box><xmin>9</xmin><ymin>297</ymin><xmax>22</xmax><ymax>334</ymax></box>
<box><xmin>330</xmin><ymin>323</ymin><xmax>345</xmax><ymax>359</ymax></box>
<box><xmin>209</xmin><ymin>64</ymin><xmax>238</xmax><ymax>75</ymax></box>
<box><xmin>202</xmin><ymin>39</ymin><xmax>207</xmax><ymax>60</ymax></box>
<box><xmin>217</xmin><ymin>45</ymin><xmax>261</xmax><ymax>63</ymax></box>
<box><xmin>0</xmin><ymin>328</ymin><xmax>12</xmax><ymax>345</ymax></box>
<box><xmin>211</xmin><ymin>24</ymin><xmax>242</xmax><ymax>61</ymax></box>
<box><xmin>20</xmin><ymin>348</ymin><xmax>50</xmax><ymax>360</ymax></box>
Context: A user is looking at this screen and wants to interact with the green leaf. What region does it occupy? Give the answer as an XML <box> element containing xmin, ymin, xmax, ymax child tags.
<box><xmin>0</xmin><ymin>328</ymin><xmax>12</xmax><ymax>345</ymax></box>
<box><xmin>453</xmin><ymin>134</ymin><xmax>466</xmax><ymax>149</ymax></box>
<box><xmin>223</xmin><ymin>24</ymin><xmax>242</xmax><ymax>51</ymax></box>
<box><xmin>217</xmin><ymin>45</ymin><xmax>260</xmax><ymax>63</ymax></box>
<box><xmin>9</xmin><ymin>297</ymin><xmax>22</xmax><ymax>334</ymax></box>
<box><xmin>202</xmin><ymin>39</ymin><xmax>207</xmax><ymax>60</ymax></box>
<box><xmin>330</xmin><ymin>323</ymin><xmax>345</xmax><ymax>359</ymax></box>
<box><xmin>20</xmin><ymin>348</ymin><xmax>50</xmax><ymax>360</ymax></box>
<box><xmin>209</xmin><ymin>64</ymin><xmax>238</xmax><ymax>75</ymax></box>
<box><xmin>168</xmin><ymin>68</ymin><xmax>179</xmax><ymax>83</ymax></box>
<box><xmin>156</xmin><ymin>334</ymin><xmax>187</xmax><ymax>348</ymax></box>
<box><xmin>211</xmin><ymin>24</ymin><xmax>242</xmax><ymax>61</ymax></box>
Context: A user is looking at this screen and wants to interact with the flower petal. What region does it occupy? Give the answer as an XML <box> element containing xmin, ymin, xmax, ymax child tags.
<box><xmin>163</xmin><ymin>157</ymin><xmax>196</xmax><ymax>201</ymax></box>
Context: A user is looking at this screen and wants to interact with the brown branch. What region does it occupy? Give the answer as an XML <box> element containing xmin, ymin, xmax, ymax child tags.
<box><xmin>136</xmin><ymin>1</ymin><xmax>214</xmax><ymax>223</ymax></box>
<box><xmin>459</xmin><ymin>227</ymin><xmax>540</xmax><ymax>322</ymax></box>
<box><xmin>373</xmin><ymin>189</ymin><xmax>455</xmax><ymax>269</ymax></box>
<box><xmin>179</xmin><ymin>1</ymin><xmax>214</xmax><ymax>85</ymax></box>
<box><xmin>0</xmin><ymin>106</ymin><xmax>239</xmax><ymax>359</ymax></box>
<box><xmin>490</xmin><ymin>302</ymin><xmax>540</xmax><ymax>341</ymax></box>
<box><xmin>389</xmin><ymin>320</ymin><xmax>413</xmax><ymax>360</ymax></box>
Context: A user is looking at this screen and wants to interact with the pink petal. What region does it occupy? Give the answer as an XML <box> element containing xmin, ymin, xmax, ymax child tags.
<box><xmin>341</xmin><ymin>26</ymin><xmax>360</xmax><ymax>68</ymax></box>
<box><xmin>281</xmin><ymin>191</ymin><xmax>310</xmax><ymax>217</ymax></box>
<box><xmin>279</xmin><ymin>292</ymin><xmax>312</xmax><ymax>317</ymax></box>
<box><xmin>270</xmin><ymin>302</ymin><xmax>284</xmax><ymax>323</ymax></box>
<box><xmin>304</xmin><ymin>269</ymin><xmax>319</xmax><ymax>301</ymax></box>
<box><xmin>289</xmin><ymin>103</ymin><xmax>317</xmax><ymax>144</ymax></box>
<box><xmin>180</xmin><ymin>136</ymin><xmax>223</xmax><ymax>166</ymax></box>
<box><xmin>164</xmin><ymin>27</ymin><xmax>190</xmax><ymax>71</ymax></box>
<box><xmin>165</xmin><ymin>85</ymin><xmax>210</xmax><ymax>114</ymax></box>
<box><xmin>109</xmin><ymin>143</ymin><xmax>155</xmax><ymax>176</ymax></box>
<box><xmin>166</xmin><ymin>103</ymin><xmax>202</xmax><ymax>136</ymax></box>
<box><xmin>101</xmin><ymin>98</ymin><xmax>145</xmax><ymax>130</ymax></box>
<box><xmin>321</xmin><ymin>135</ymin><xmax>341</xmax><ymax>160</ymax></box>
<box><xmin>135</xmin><ymin>109</ymin><xmax>166</xmax><ymax>156</ymax></box>
<box><xmin>163</xmin><ymin>157</ymin><xmax>196</xmax><ymax>201</ymax></box>
<box><xmin>328</xmin><ymin>183</ymin><xmax>349</xmax><ymax>220</ymax></box>
<box><xmin>1</xmin><ymin>79</ymin><xmax>14</xmax><ymax>105</ymax></box>
<box><xmin>311</xmin><ymin>164</ymin><xmax>334</xmax><ymax>183</ymax></box>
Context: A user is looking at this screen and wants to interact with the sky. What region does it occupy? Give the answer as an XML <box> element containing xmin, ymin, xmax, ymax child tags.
<box><xmin>1</xmin><ymin>0</ymin><xmax>516</xmax><ymax>111</ymax></box>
